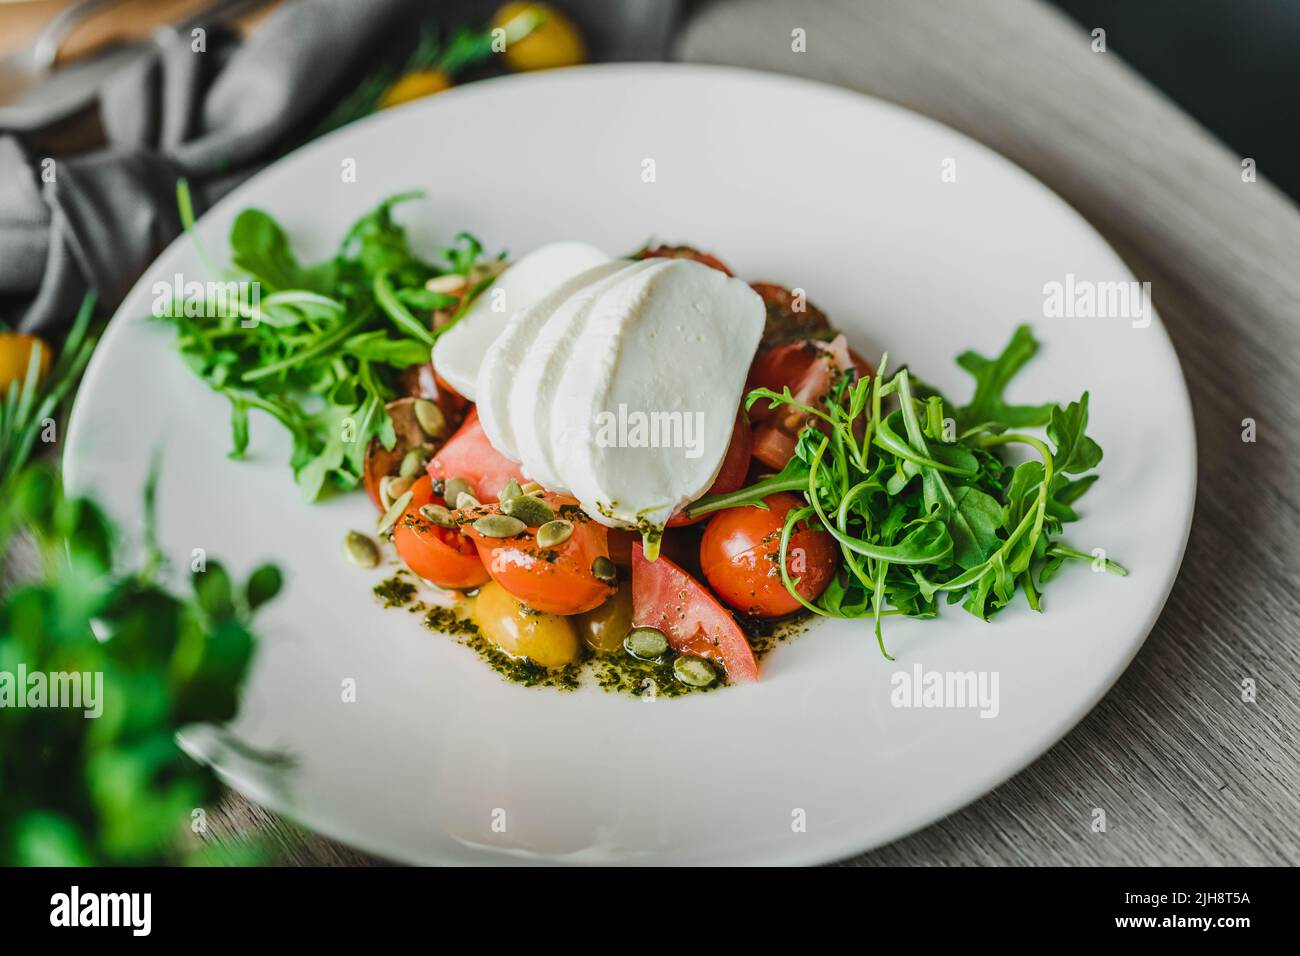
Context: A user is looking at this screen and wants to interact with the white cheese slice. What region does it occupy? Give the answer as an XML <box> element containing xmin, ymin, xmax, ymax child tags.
<box><xmin>552</xmin><ymin>258</ymin><xmax>764</xmax><ymax>530</ymax></box>
<box><xmin>508</xmin><ymin>260</ymin><xmax>663</xmax><ymax>493</ymax></box>
<box><xmin>475</xmin><ymin>259</ymin><xmax>626</xmax><ymax>461</ymax></box>
<box><xmin>431</xmin><ymin>240</ymin><xmax>608</xmax><ymax>401</ymax></box>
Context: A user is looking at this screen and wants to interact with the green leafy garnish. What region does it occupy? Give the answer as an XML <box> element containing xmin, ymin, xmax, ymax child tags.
<box><xmin>1</xmin><ymin>464</ymin><xmax>282</xmax><ymax>865</ymax></box>
<box><xmin>690</xmin><ymin>325</ymin><xmax>1124</xmax><ymax>657</ymax></box>
<box><xmin>160</xmin><ymin>184</ymin><xmax>500</xmax><ymax>501</ymax></box>
<box><xmin>0</xmin><ymin>294</ymin><xmax>99</xmax><ymax>493</ymax></box>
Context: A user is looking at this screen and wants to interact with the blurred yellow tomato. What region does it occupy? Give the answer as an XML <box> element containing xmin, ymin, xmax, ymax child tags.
<box><xmin>473</xmin><ymin>581</ymin><xmax>580</xmax><ymax>669</ymax></box>
<box><xmin>493</xmin><ymin>3</ymin><xmax>586</xmax><ymax>72</ymax></box>
<box><xmin>379</xmin><ymin>69</ymin><xmax>453</xmax><ymax>110</ymax></box>
<box><xmin>0</xmin><ymin>332</ymin><xmax>51</xmax><ymax>392</ymax></box>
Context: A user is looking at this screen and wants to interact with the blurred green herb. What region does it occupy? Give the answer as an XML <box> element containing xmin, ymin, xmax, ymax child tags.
<box><xmin>312</xmin><ymin>24</ymin><xmax>502</xmax><ymax>137</ymax></box>
<box><xmin>0</xmin><ymin>464</ymin><xmax>281</xmax><ymax>865</ymax></box>
<box><xmin>160</xmin><ymin>182</ymin><xmax>499</xmax><ymax>502</ymax></box>
<box><xmin>0</xmin><ymin>295</ymin><xmax>99</xmax><ymax>493</ymax></box>
<box><xmin>690</xmin><ymin>325</ymin><xmax>1125</xmax><ymax>658</ymax></box>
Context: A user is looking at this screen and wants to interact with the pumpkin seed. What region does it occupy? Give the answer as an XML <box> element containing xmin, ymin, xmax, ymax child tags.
<box><xmin>590</xmin><ymin>556</ymin><xmax>617</xmax><ymax>583</ymax></box>
<box><xmin>473</xmin><ymin>514</ymin><xmax>526</xmax><ymax>538</ymax></box>
<box><xmin>624</xmin><ymin>626</ymin><xmax>669</xmax><ymax>660</ymax></box>
<box><xmin>376</xmin><ymin>490</ymin><xmax>413</xmax><ymax>536</ymax></box>
<box><xmin>419</xmin><ymin>503</ymin><xmax>455</xmax><ymax>528</ymax></box>
<box><xmin>498</xmin><ymin>478</ymin><xmax>523</xmax><ymax>506</ymax></box>
<box><xmin>455</xmin><ymin>491</ymin><xmax>481</xmax><ymax>509</ymax></box>
<box><xmin>413</xmin><ymin>399</ymin><xmax>447</xmax><ymax>439</ymax></box>
<box><xmin>519</xmin><ymin>480</ymin><xmax>544</xmax><ymax>496</ymax></box>
<box><xmin>425</xmin><ymin>273</ymin><xmax>468</xmax><ymax>295</ymax></box>
<box><xmin>344</xmin><ymin>530</ymin><xmax>380</xmax><ymax>569</ymax></box>
<box><xmin>535</xmin><ymin>519</ymin><xmax>573</xmax><ymax>548</ymax></box>
<box><xmin>398</xmin><ymin>446</ymin><xmax>428</xmax><ymax>478</ymax></box>
<box><xmin>502</xmin><ymin>493</ymin><xmax>555</xmax><ymax>527</ymax></box>
<box><xmin>673</xmin><ymin>655</ymin><xmax>717</xmax><ymax>687</ymax></box>
<box><xmin>442</xmin><ymin>476</ymin><xmax>472</xmax><ymax>505</ymax></box>
<box><xmin>379</xmin><ymin>474</ymin><xmax>415</xmax><ymax>510</ymax></box>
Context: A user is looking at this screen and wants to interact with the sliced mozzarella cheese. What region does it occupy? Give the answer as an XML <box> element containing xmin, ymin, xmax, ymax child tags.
<box><xmin>508</xmin><ymin>259</ymin><xmax>662</xmax><ymax>492</ymax></box>
<box><xmin>553</xmin><ymin>258</ymin><xmax>764</xmax><ymax>530</ymax></box>
<box><xmin>431</xmin><ymin>241</ymin><xmax>608</xmax><ymax>401</ymax></box>
<box><xmin>475</xmin><ymin>260</ymin><xmax>627</xmax><ymax>462</ymax></box>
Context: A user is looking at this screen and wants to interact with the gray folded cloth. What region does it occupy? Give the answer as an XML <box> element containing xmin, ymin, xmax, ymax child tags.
<box><xmin>0</xmin><ymin>0</ymin><xmax>424</xmax><ymax>334</ymax></box>
<box><xmin>0</xmin><ymin>0</ymin><xmax>679</xmax><ymax>336</ymax></box>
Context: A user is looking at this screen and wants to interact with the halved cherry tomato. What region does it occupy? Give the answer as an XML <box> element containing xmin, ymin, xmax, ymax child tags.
<box><xmin>426</xmin><ymin>407</ymin><xmax>526</xmax><ymax>502</ymax></box>
<box><xmin>699</xmin><ymin>493</ymin><xmax>838</xmax><ymax>618</ymax></box>
<box><xmin>631</xmin><ymin>542</ymin><xmax>759</xmax><ymax>683</ymax></box>
<box><xmin>460</xmin><ymin>494</ymin><xmax>615</xmax><ymax>615</ymax></box>
<box><xmin>393</xmin><ymin>475</ymin><xmax>490</xmax><ymax>590</ymax></box>
<box><xmin>747</xmin><ymin>335</ymin><xmax>873</xmax><ymax>469</ymax></box>
<box><xmin>666</xmin><ymin>411</ymin><xmax>751</xmax><ymax>527</ymax></box>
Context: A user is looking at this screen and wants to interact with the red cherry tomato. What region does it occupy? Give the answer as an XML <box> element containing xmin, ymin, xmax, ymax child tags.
<box><xmin>460</xmin><ymin>494</ymin><xmax>615</xmax><ymax>615</ymax></box>
<box><xmin>699</xmin><ymin>492</ymin><xmax>838</xmax><ymax>618</ymax></box>
<box><xmin>666</xmin><ymin>411</ymin><xmax>751</xmax><ymax>527</ymax></box>
<box><xmin>631</xmin><ymin>542</ymin><xmax>759</xmax><ymax>683</ymax></box>
<box><xmin>394</xmin><ymin>475</ymin><xmax>490</xmax><ymax>590</ymax></box>
<box><xmin>426</xmin><ymin>407</ymin><xmax>525</xmax><ymax>502</ymax></box>
<box><xmin>747</xmin><ymin>335</ymin><xmax>873</xmax><ymax>469</ymax></box>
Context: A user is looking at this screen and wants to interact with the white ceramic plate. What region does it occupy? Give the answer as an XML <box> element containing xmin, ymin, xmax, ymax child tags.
<box><xmin>64</xmin><ymin>64</ymin><xmax>1195</xmax><ymax>865</ymax></box>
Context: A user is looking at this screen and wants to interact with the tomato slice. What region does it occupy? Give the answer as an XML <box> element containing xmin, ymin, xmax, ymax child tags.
<box><xmin>426</xmin><ymin>407</ymin><xmax>525</xmax><ymax>502</ymax></box>
<box><xmin>666</xmin><ymin>411</ymin><xmax>751</xmax><ymax>527</ymax></box>
<box><xmin>393</xmin><ymin>475</ymin><xmax>490</xmax><ymax>590</ymax></box>
<box><xmin>699</xmin><ymin>493</ymin><xmax>838</xmax><ymax>618</ymax></box>
<box><xmin>631</xmin><ymin>542</ymin><xmax>759</xmax><ymax>683</ymax></box>
<box><xmin>747</xmin><ymin>335</ymin><xmax>872</xmax><ymax>469</ymax></box>
<box><xmin>460</xmin><ymin>494</ymin><xmax>616</xmax><ymax>615</ymax></box>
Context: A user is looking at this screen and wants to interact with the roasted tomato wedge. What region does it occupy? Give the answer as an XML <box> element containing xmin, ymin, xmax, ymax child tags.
<box><xmin>400</xmin><ymin>362</ymin><xmax>472</xmax><ymax>418</ymax></box>
<box><xmin>631</xmin><ymin>542</ymin><xmax>759</xmax><ymax>683</ymax></box>
<box><xmin>393</xmin><ymin>475</ymin><xmax>490</xmax><ymax>590</ymax></box>
<box><xmin>636</xmin><ymin>244</ymin><xmax>733</xmax><ymax>276</ymax></box>
<box><xmin>364</xmin><ymin>397</ymin><xmax>461</xmax><ymax>510</ymax></box>
<box><xmin>459</xmin><ymin>495</ymin><xmax>616</xmax><ymax>615</ymax></box>
<box><xmin>426</xmin><ymin>407</ymin><xmax>526</xmax><ymax>502</ymax></box>
<box><xmin>700</xmin><ymin>493</ymin><xmax>838</xmax><ymax>618</ymax></box>
<box><xmin>750</xmin><ymin>282</ymin><xmax>833</xmax><ymax>351</ymax></box>
<box><xmin>666</xmin><ymin>411</ymin><xmax>751</xmax><ymax>527</ymax></box>
<box><xmin>747</xmin><ymin>334</ymin><xmax>873</xmax><ymax>469</ymax></box>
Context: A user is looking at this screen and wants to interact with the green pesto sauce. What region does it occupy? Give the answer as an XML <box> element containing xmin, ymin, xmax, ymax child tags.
<box><xmin>374</xmin><ymin>574</ymin><xmax>418</xmax><ymax>608</ymax></box>
<box><xmin>737</xmin><ymin>611</ymin><xmax>811</xmax><ymax>660</ymax></box>
<box><xmin>372</xmin><ymin>573</ymin><xmax>812</xmax><ymax>696</ymax></box>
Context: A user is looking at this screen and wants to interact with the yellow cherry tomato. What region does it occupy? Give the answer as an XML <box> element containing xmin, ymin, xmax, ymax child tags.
<box><xmin>0</xmin><ymin>332</ymin><xmax>52</xmax><ymax>392</ymax></box>
<box><xmin>575</xmin><ymin>583</ymin><xmax>632</xmax><ymax>655</ymax></box>
<box><xmin>379</xmin><ymin>69</ymin><xmax>453</xmax><ymax>110</ymax></box>
<box><xmin>493</xmin><ymin>3</ymin><xmax>586</xmax><ymax>72</ymax></box>
<box><xmin>473</xmin><ymin>581</ymin><xmax>579</xmax><ymax>669</ymax></box>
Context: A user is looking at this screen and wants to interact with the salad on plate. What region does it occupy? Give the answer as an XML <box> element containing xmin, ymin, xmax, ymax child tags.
<box><xmin>161</xmin><ymin>191</ymin><xmax>1123</xmax><ymax>695</ymax></box>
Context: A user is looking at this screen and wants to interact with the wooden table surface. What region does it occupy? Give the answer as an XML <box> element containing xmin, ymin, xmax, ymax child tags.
<box><xmin>12</xmin><ymin>0</ymin><xmax>1300</xmax><ymax>865</ymax></box>
<box><xmin>0</xmin><ymin>0</ymin><xmax>278</xmax><ymax>57</ymax></box>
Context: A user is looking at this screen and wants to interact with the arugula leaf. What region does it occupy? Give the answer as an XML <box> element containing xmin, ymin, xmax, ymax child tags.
<box><xmin>230</xmin><ymin>209</ymin><xmax>309</xmax><ymax>292</ymax></box>
<box><xmin>954</xmin><ymin>324</ymin><xmax>1055</xmax><ymax>428</ymax></box>
<box><xmin>160</xmin><ymin>189</ymin><xmax>499</xmax><ymax>501</ymax></box>
<box><xmin>1048</xmin><ymin>392</ymin><xmax>1104</xmax><ymax>474</ymax></box>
